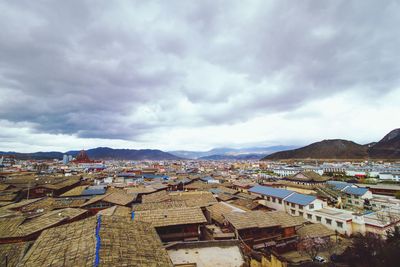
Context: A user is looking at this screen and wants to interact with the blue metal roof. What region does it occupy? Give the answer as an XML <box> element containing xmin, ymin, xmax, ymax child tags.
<box><xmin>326</xmin><ymin>181</ymin><xmax>350</xmax><ymax>191</ymax></box>
<box><xmin>81</xmin><ymin>188</ymin><xmax>106</xmax><ymax>196</ymax></box>
<box><xmin>285</xmin><ymin>193</ymin><xmax>316</xmax><ymax>206</ymax></box>
<box><xmin>249</xmin><ymin>185</ymin><xmax>293</xmax><ymax>199</ymax></box>
<box><xmin>343</xmin><ymin>186</ymin><xmax>369</xmax><ymax>196</ymax></box>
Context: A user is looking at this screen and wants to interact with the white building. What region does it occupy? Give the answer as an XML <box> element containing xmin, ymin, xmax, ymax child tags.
<box><xmin>248</xmin><ymin>185</ymin><xmax>326</xmax><ymax>215</ymax></box>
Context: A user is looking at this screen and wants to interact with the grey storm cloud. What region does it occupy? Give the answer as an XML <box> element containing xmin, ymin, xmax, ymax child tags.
<box><xmin>0</xmin><ymin>0</ymin><xmax>400</xmax><ymax>140</ymax></box>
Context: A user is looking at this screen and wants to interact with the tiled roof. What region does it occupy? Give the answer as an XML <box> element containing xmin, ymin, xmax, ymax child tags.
<box><xmin>249</xmin><ymin>185</ymin><xmax>294</xmax><ymax>199</ymax></box>
<box><xmin>284</xmin><ymin>193</ymin><xmax>316</xmax><ymax>206</ymax></box>
<box><xmin>135</xmin><ymin>207</ymin><xmax>207</xmax><ymax>227</ymax></box>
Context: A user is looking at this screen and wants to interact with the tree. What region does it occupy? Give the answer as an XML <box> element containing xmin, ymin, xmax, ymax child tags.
<box><xmin>339</xmin><ymin>229</ymin><xmax>400</xmax><ymax>267</ymax></box>
<box><xmin>297</xmin><ymin>237</ymin><xmax>326</xmax><ymax>260</ymax></box>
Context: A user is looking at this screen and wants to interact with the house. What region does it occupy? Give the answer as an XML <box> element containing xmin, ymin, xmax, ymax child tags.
<box><xmin>18</xmin><ymin>216</ymin><xmax>173</xmax><ymax>266</ymax></box>
<box><xmin>28</xmin><ymin>177</ymin><xmax>81</xmax><ymax>198</ymax></box>
<box><xmin>132</xmin><ymin>200</ymin><xmax>188</xmax><ymax>212</ymax></box>
<box><xmin>326</xmin><ymin>181</ymin><xmax>372</xmax><ymax>208</ymax></box>
<box><xmin>224</xmin><ymin>210</ymin><xmax>305</xmax><ymax>253</ymax></box>
<box><xmin>80</xmin><ymin>191</ymin><xmax>136</xmax><ymax>214</ymax></box>
<box><xmin>249</xmin><ymin>185</ymin><xmax>293</xmax><ymax>211</ymax></box>
<box><xmin>284</xmin><ymin>193</ymin><xmax>324</xmax><ymax>216</ymax></box>
<box><xmin>285</xmin><ymin>171</ymin><xmax>330</xmax><ymax>186</ymax></box>
<box><xmin>205</xmin><ymin>202</ymin><xmax>246</xmax><ymax>225</ymax></box>
<box><xmin>200</xmin><ymin>176</ymin><xmax>220</xmax><ymax>184</ymax></box>
<box><xmin>0</xmin><ymin>208</ymin><xmax>87</xmax><ymax>243</ymax></box>
<box><xmin>134</xmin><ymin>207</ymin><xmax>207</xmax><ymax>242</ymax></box>
<box><xmin>342</xmin><ymin>187</ymin><xmax>372</xmax><ymax>208</ymax></box>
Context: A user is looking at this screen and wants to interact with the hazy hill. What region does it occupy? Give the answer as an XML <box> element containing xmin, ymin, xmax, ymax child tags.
<box><xmin>0</xmin><ymin>147</ymin><xmax>181</xmax><ymax>161</ymax></box>
<box><xmin>169</xmin><ymin>145</ymin><xmax>297</xmax><ymax>159</ymax></box>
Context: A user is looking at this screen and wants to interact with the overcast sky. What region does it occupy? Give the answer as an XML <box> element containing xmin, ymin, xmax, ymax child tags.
<box><xmin>0</xmin><ymin>0</ymin><xmax>399</xmax><ymax>152</ymax></box>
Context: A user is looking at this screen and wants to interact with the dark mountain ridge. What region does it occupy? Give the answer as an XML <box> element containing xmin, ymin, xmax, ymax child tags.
<box><xmin>263</xmin><ymin>128</ymin><xmax>400</xmax><ymax>160</ymax></box>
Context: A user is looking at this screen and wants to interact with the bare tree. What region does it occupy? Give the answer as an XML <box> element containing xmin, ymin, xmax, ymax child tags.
<box><xmin>297</xmin><ymin>236</ymin><xmax>326</xmax><ymax>260</ymax></box>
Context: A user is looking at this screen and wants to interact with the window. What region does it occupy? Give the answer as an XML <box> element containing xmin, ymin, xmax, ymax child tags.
<box><xmin>354</xmin><ymin>201</ymin><xmax>359</xmax><ymax>205</ymax></box>
<box><xmin>278</xmin><ymin>199</ymin><xmax>282</xmax><ymax>204</ymax></box>
<box><xmin>291</xmin><ymin>203</ymin><xmax>295</xmax><ymax>208</ymax></box>
<box><xmin>348</xmin><ymin>200</ymin><xmax>352</xmax><ymax>204</ymax></box>
<box><xmin>299</xmin><ymin>212</ymin><xmax>304</xmax><ymax>216</ymax></box>
<box><xmin>372</xmin><ymin>204</ymin><xmax>376</xmax><ymax>207</ymax></box>
<box><xmin>336</xmin><ymin>221</ymin><xmax>343</xmax><ymax>228</ymax></box>
<box><xmin>307</xmin><ymin>214</ymin><xmax>312</xmax><ymax>219</ymax></box>
<box><xmin>299</xmin><ymin>205</ymin><xmax>303</xmax><ymax>210</ymax></box>
<box><xmin>316</xmin><ymin>216</ymin><xmax>322</xmax><ymax>222</ymax></box>
<box><xmin>309</xmin><ymin>204</ymin><xmax>314</xmax><ymax>209</ymax></box>
<box><xmin>267</xmin><ymin>196</ymin><xmax>270</xmax><ymax>201</ymax></box>
<box><xmin>326</xmin><ymin>218</ymin><xmax>332</xmax><ymax>225</ymax></box>
<box><xmin>291</xmin><ymin>209</ymin><xmax>295</xmax><ymax>214</ymax></box>
<box><xmin>272</xmin><ymin>197</ymin><xmax>276</xmax><ymax>203</ymax></box>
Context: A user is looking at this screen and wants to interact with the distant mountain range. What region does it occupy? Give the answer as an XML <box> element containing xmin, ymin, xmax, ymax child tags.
<box><xmin>2</xmin><ymin>128</ymin><xmax>399</xmax><ymax>161</ymax></box>
<box><xmin>263</xmin><ymin>128</ymin><xmax>400</xmax><ymax>160</ymax></box>
<box><xmin>168</xmin><ymin>146</ymin><xmax>298</xmax><ymax>160</ymax></box>
<box><xmin>0</xmin><ymin>147</ymin><xmax>181</xmax><ymax>161</ymax></box>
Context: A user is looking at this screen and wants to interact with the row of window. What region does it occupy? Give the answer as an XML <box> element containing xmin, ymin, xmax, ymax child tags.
<box><xmin>306</xmin><ymin>213</ymin><xmax>343</xmax><ymax>228</ymax></box>
<box><xmin>264</xmin><ymin>196</ymin><xmax>307</xmax><ymax>209</ymax></box>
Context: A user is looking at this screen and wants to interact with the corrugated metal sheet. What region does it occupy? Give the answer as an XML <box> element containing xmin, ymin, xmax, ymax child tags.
<box><xmin>249</xmin><ymin>185</ymin><xmax>293</xmax><ymax>199</ymax></box>
<box><xmin>285</xmin><ymin>193</ymin><xmax>316</xmax><ymax>206</ymax></box>
<box><xmin>343</xmin><ymin>186</ymin><xmax>368</xmax><ymax>196</ymax></box>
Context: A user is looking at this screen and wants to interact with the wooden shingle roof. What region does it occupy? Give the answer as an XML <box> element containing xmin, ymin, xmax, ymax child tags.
<box><xmin>0</xmin><ymin>208</ymin><xmax>86</xmax><ymax>239</ymax></box>
<box><xmin>297</xmin><ymin>223</ymin><xmax>335</xmax><ymax>238</ymax></box>
<box><xmin>20</xmin><ymin>216</ymin><xmax>173</xmax><ymax>267</ymax></box>
<box><xmin>60</xmin><ymin>185</ymin><xmax>87</xmax><ymax>197</ymax></box>
<box><xmin>141</xmin><ymin>190</ymin><xmax>170</xmax><ymax>203</ymax></box>
<box><xmin>135</xmin><ymin>207</ymin><xmax>207</xmax><ymax>227</ymax></box>
<box><xmin>169</xmin><ymin>191</ymin><xmax>218</xmax><ymax>207</ymax></box>
<box><xmin>224</xmin><ymin>211</ymin><xmax>280</xmax><ymax>230</ymax></box>
<box><xmin>132</xmin><ymin>201</ymin><xmax>188</xmax><ymax>211</ymax></box>
<box><xmin>206</xmin><ymin>202</ymin><xmax>246</xmax><ymax>224</ymax></box>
